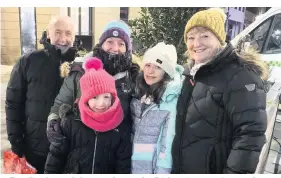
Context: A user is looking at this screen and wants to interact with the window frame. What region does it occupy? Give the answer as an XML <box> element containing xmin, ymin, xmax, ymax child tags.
<box><xmin>68</xmin><ymin>7</ymin><xmax>93</xmax><ymax>36</ymax></box>
<box><xmin>19</xmin><ymin>7</ymin><xmax>37</xmax><ymax>55</ymax></box>
<box><xmin>264</xmin><ymin>13</ymin><xmax>281</xmax><ymax>54</ymax></box>
<box><xmin>120</xmin><ymin>7</ymin><xmax>129</xmax><ymax>23</ymax></box>
<box><xmin>248</xmin><ymin>16</ymin><xmax>274</xmax><ymax>53</ymax></box>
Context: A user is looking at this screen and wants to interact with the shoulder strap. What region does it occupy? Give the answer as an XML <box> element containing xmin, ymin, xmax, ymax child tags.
<box><xmin>69</xmin><ymin>62</ymin><xmax>85</xmax><ymax>74</ymax></box>
<box><xmin>69</xmin><ymin>62</ymin><xmax>85</xmax><ymax>101</ymax></box>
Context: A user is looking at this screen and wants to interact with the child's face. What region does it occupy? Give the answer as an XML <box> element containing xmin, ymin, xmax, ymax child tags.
<box><xmin>143</xmin><ymin>63</ymin><xmax>165</xmax><ymax>86</ymax></box>
<box><xmin>88</xmin><ymin>93</ymin><xmax>112</xmax><ymax>113</ymax></box>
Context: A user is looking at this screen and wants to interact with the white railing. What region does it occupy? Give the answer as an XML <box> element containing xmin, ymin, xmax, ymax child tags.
<box><xmin>255</xmin><ymin>82</ymin><xmax>281</xmax><ymax>173</ymax></box>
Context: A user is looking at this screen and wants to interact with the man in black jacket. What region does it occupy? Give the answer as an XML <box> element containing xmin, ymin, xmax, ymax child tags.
<box><xmin>5</xmin><ymin>16</ymin><xmax>77</xmax><ymax>173</ymax></box>
<box><xmin>46</xmin><ymin>20</ymin><xmax>139</xmax><ymax>147</ymax></box>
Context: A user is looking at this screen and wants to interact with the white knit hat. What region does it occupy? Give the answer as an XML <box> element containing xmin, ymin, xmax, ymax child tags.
<box><xmin>141</xmin><ymin>42</ymin><xmax>178</xmax><ymax>78</ymax></box>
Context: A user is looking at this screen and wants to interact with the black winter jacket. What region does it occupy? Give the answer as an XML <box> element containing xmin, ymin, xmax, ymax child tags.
<box><xmin>5</xmin><ymin>44</ymin><xmax>76</xmax><ymax>157</ymax></box>
<box><xmin>171</xmin><ymin>44</ymin><xmax>268</xmax><ymax>174</ymax></box>
<box><xmin>44</xmin><ymin>104</ymin><xmax>132</xmax><ymax>174</ymax></box>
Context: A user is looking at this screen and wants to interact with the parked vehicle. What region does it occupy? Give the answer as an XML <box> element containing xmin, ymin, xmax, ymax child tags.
<box><xmin>231</xmin><ymin>7</ymin><xmax>281</xmax><ymax>83</ymax></box>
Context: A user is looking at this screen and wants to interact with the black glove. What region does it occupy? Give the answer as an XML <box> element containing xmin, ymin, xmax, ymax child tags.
<box><xmin>46</xmin><ymin>119</ymin><xmax>66</xmax><ymax>144</ymax></box>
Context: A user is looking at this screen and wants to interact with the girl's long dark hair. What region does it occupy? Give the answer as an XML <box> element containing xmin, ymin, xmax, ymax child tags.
<box><xmin>135</xmin><ymin>72</ymin><xmax>171</xmax><ymax>104</ymax></box>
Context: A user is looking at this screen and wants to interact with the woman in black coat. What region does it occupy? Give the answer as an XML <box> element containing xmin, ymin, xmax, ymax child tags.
<box><xmin>172</xmin><ymin>8</ymin><xmax>269</xmax><ymax>174</ymax></box>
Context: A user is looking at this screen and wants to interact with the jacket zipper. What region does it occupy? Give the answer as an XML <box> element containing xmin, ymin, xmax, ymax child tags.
<box><xmin>134</xmin><ymin>103</ymin><xmax>157</xmax><ymax>143</ymax></box>
<box><xmin>91</xmin><ymin>131</ymin><xmax>98</xmax><ymax>174</ymax></box>
<box><xmin>141</xmin><ymin>103</ymin><xmax>157</xmax><ymax>118</ymax></box>
<box><xmin>178</xmin><ymin>77</ymin><xmax>195</xmax><ymax>173</ymax></box>
<box><xmin>133</xmin><ymin>103</ymin><xmax>158</xmax><ymax>171</ymax></box>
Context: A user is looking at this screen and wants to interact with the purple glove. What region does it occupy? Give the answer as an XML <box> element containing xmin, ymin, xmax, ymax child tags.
<box><xmin>46</xmin><ymin>119</ymin><xmax>66</xmax><ymax>144</ymax></box>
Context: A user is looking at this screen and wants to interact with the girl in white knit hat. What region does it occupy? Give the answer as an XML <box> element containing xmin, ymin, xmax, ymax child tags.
<box><xmin>130</xmin><ymin>42</ymin><xmax>184</xmax><ymax>174</ymax></box>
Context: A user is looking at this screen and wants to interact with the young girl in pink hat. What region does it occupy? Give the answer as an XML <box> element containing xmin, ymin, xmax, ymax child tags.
<box><xmin>44</xmin><ymin>57</ymin><xmax>132</xmax><ymax>174</ymax></box>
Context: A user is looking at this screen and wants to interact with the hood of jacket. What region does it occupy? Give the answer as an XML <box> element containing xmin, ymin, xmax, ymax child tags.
<box><xmin>60</xmin><ymin>51</ymin><xmax>92</xmax><ymax>78</ymax></box>
<box><xmin>161</xmin><ymin>64</ymin><xmax>185</xmax><ymax>103</ymax></box>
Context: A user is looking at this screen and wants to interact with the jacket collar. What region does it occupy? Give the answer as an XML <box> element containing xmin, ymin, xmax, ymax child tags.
<box><xmin>43</xmin><ymin>42</ymin><xmax>77</xmax><ymax>63</ymax></box>
<box><xmin>161</xmin><ymin>65</ymin><xmax>184</xmax><ymax>102</ymax></box>
<box><xmin>184</xmin><ymin>43</ymin><xmax>237</xmax><ymax>79</ymax></box>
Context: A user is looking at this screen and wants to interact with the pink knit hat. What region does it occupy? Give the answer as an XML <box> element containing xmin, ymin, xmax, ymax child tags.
<box><xmin>80</xmin><ymin>57</ymin><xmax>117</xmax><ymax>101</ymax></box>
<box><xmin>79</xmin><ymin>57</ymin><xmax>123</xmax><ymax>132</ymax></box>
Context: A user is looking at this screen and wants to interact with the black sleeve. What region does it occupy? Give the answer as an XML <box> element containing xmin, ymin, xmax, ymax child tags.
<box><xmin>130</xmin><ymin>62</ymin><xmax>140</xmax><ymax>82</ymax></box>
<box><xmin>224</xmin><ymin>70</ymin><xmax>267</xmax><ymax>174</ymax></box>
<box><xmin>5</xmin><ymin>56</ymin><xmax>27</xmax><ymax>156</ymax></box>
<box><xmin>115</xmin><ymin>129</ymin><xmax>132</xmax><ymax>174</ymax></box>
<box><xmin>48</xmin><ymin>71</ymin><xmax>82</xmax><ymax>122</ymax></box>
<box><xmin>44</xmin><ymin>117</ymin><xmax>71</xmax><ymax>174</ymax></box>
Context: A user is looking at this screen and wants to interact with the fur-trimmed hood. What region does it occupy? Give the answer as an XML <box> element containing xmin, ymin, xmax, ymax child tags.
<box><xmin>60</xmin><ymin>52</ymin><xmax>92</xmax><ymax>78</ymax></box>
<box><xmin>236</xmin><ymin>46</ymin><xmax>269</xmax><ymax>81</ymax></box>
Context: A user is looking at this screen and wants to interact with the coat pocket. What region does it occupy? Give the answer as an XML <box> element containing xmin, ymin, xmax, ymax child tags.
<box><xmin>63</xmin><ymin>164</ymin><xmax>79</xmax><ymax>174</ymax></box>
<box><xmin>206</xmin><ymin>145</ymin><xmax>216</xmax><ymax>174</ymax></box>
<box><xmin>63</xmin><ymin>149</ymin><xmax>80</xmax><ymax>173</ymax></box>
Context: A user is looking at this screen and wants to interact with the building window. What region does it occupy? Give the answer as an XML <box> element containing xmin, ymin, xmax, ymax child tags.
<box><xmin>68</xmin><ymin>7</ymin><xmax>93</xmax><ymax>35</ymax></box>
<box><xmin>64</xmin><ymin>7</ymin><xmax>93</xmax><ymax>51</ymax></box>
<box><xmin>19</xmin><ymin>7</ymin><xmax>37</xmax><ymax>54</ymax></box>
<box><xmin>120</xmin><ymin>7</ymin><xmax>129</xmax><ymax>23</ymax></box>
<box><xmin>81</xmin><ymin>8</ymin><xmax>91</xmax><ymax>35</ymax></box>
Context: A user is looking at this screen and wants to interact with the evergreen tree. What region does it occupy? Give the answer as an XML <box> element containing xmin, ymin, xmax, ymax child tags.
<box><xmin>129</xmin><ymin>7</ymin><xmax>207</xmax><ymax>64</ymax></box>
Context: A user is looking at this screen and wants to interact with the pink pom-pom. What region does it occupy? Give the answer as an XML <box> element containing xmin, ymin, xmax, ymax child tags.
<box><xmin>84</xmin><ymin>57</ymin><xmax>103</xmax><ymax>71</ymax></box>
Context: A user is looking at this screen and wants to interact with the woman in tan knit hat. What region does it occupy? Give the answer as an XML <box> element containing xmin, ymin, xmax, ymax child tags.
<box><xmin>172</xmin><ymin>8</ymin><xmax>269</xmax><ymax>174</ymax></box>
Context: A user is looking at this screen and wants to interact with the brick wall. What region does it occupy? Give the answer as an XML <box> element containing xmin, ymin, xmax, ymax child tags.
<box><xmin>1</xmin><ymin>7</ymin><xmax>21</xmax><ymax>65</ymax></box>
<box><xmin>93</xmin><ymin>8</ymin><xmax>120</xmax><ymax>44</ymax></box>
<box><xmin>129</xmin><ymin>7</ymin><xmax>141</xmax><ymax>20</ymax></box>
<box><xmin>35</xmin><ymin>7</ymin><xmax>61</xmax><ymax>49</ymax></box>
<box><xmin>0</xmin><ymin>7</ymin><xmax>142</xmax><ymax>65</ymax></box>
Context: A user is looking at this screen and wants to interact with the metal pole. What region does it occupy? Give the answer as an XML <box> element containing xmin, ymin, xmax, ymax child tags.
<box><xmin>78</xmin><ymin>7</ymin><xmax>81</xmax><ymax>35</ymax></box>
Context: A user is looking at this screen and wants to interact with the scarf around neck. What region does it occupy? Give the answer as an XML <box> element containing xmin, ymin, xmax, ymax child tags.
<box><xmin>78</xmin><ymin>96</ymin><xmax>124</xmax><ymax>132</ymax></box>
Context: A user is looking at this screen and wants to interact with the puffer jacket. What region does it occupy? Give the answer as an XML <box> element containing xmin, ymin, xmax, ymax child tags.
<box><xmin>130</xmin><ymin>65</ymin><xmax>184</xmax><ymax>174</ymax></box>
<box><xmin>44</xmin><ymin>104</ymin><xmax>132</xmax><ymax>174</ymax></box>
<box><xmin>172</xmin><ymin>44</ymin><xmax>268</xmax><ymax>174</ymax></box>
<box><xmin>5</xmin><ymin>43</ymin><xmax>76</xmax><ymax>157</ymax></box>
